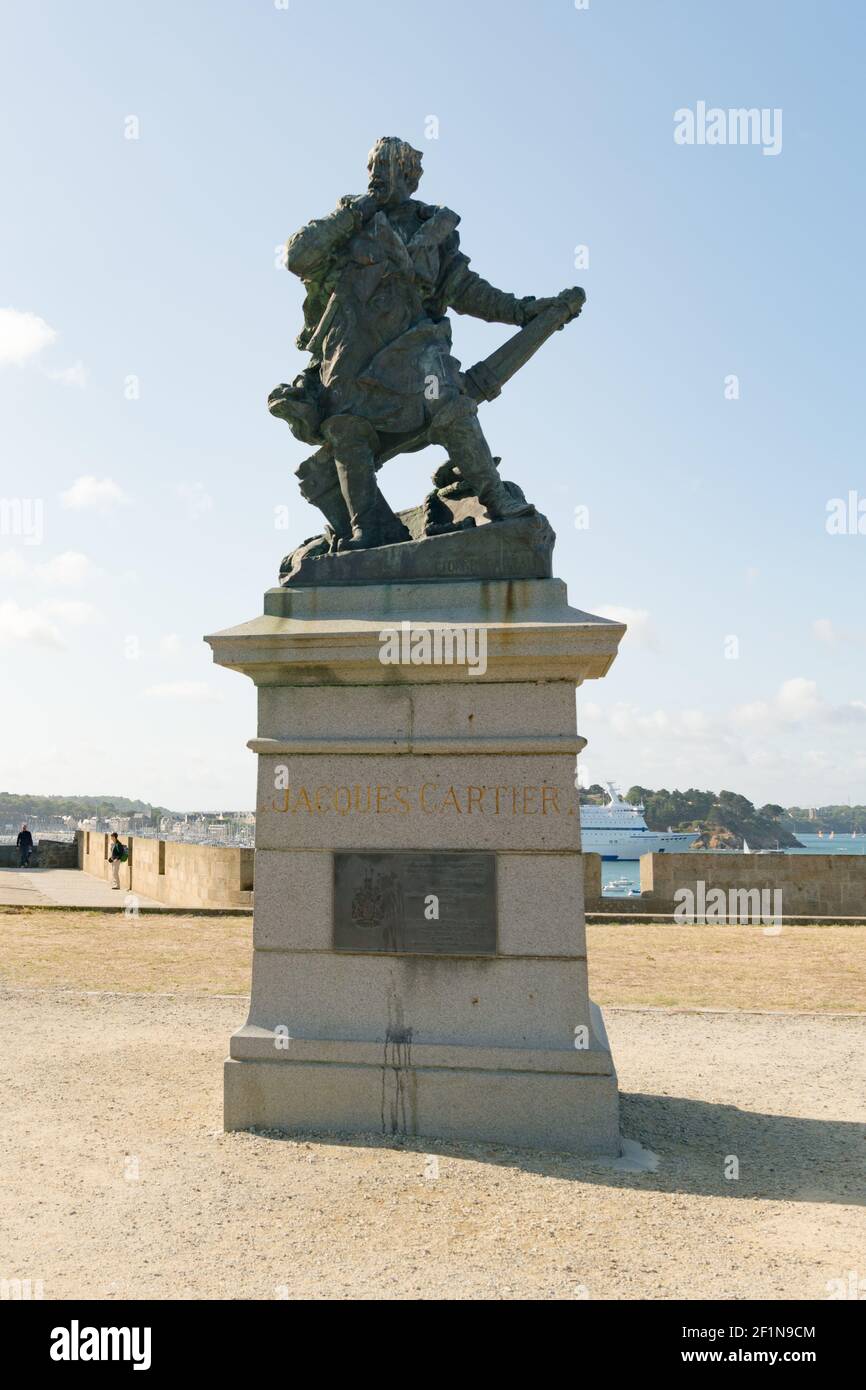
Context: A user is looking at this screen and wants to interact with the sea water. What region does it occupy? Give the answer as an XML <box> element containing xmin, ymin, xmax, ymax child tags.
<box><xmin>600</xmin><ymin>832</ymin><xmax>866</xmax><ymax>898</ymax></box>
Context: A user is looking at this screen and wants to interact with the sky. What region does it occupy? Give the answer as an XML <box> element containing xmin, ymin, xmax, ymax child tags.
<box><xmin>1</xmin><ymin>0</ymin><xmax>864</xmax><ymax>812</ymax></box>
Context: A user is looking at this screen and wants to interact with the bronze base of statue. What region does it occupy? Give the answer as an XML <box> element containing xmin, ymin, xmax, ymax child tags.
<box><xmin>279</xmin><ymin>481</ymin><xmax>554</xmax><ymax>587</ymax></box>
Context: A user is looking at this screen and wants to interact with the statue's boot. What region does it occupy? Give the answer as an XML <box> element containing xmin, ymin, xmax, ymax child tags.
<box><xmin>296</xmin><ymin>448</ymin><xmax>351</xmax><ymax>548</ymax></box>
<box><xmin>322</xmin><ymin>416</ymin><xmax>409</xmax><ymax>551</ymax></box>
<box><xmin>430</xmin><ymin>399</ymin><xmax>535</xmax><ymax>520</ymax></box>
<box><xmin>334</xmin><ymin>455</ymin><xmax>379</xmax><ymax>551</ymax></box>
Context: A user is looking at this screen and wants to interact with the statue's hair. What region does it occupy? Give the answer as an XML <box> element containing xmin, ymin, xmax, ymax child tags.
<box><xmin>367</xmin><ymin>136</ymin><xmax>423</xmax><ymax>183</ymax></box>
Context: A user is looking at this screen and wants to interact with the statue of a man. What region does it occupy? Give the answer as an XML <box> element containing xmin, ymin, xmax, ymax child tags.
<box><xmin>269</xmin><ymin>136</ymin><xmax>580</xmax><ymax>552</ymax></box>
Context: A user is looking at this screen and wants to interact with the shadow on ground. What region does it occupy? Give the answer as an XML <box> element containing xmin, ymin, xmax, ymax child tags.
<box><xmin>237</xmin><ymin>1091</ymin><xmax>866</xmax><ymax>1207</ymax></box>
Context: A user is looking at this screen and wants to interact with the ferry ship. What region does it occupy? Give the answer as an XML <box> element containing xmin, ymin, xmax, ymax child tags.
<box><xmin>580</xmin><ymin>784</ymin><xmax>699</xmax><ymax>860</ymax></box>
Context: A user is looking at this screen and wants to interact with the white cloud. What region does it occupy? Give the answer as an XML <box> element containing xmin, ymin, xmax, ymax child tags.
<box><xmin>734</xmin><ymin>678</ymin><xmax>822</xmax><ymax>728</ymax></box>
<box><xmin>581</xmin><ymin>676</ymin><xmax>866</xmax><ymax>805</ymax></box>
<box><xmin>776</xmin><ymin>677</ymin><xmax>822</xmax><ymax>722</ymax></box>
<box><xmin>680</xmin><ymin>708</ymin><xmax>713</xmax><ymax>735</ymax></box>
<box><xmin>40</xmin><ymin>599</ymin><xmax>100</xmax><ymax>627</ymax></box>
<box><xmin>36</xmin><ymin>550</ymin><xmax>96</xmax><ymax>587</ymax></box>
<box><xmin>0</xmin><ymin>308</ymin><xmax>88</xmax><ymax>385</ymax></box>
<box><xmin>174</xmin><ymin>482</ymin><xmax>214</xmax><ymax>520</ymax></box>
<box><xmin>733</xmin><ymin>698</ymin><xmax>771</xmax><ymax>726</ymax></box>
<box><xmin>608</xmin><ymin>703</ymin><xmax>670</xmax><ymax>735</ymax></box>
<box><xmin>583</xmin><ymin>700</ymin><xmax>717</xmax><ymax>743</ymax></box>
<box><xmin>0</xmin><ymin>308</ymin><xmax>57</xmax><ymax>366</ymax></box>
<box><xmin>594</xmin><ymin>605</ymin><xmax>660</xmax><ymax>652</ymax></box>
<box><xmin>812</xmin><ymin>617</ymin><xmax>865</xmax><ymax>647</ymax></box>
<box><xmin>0</xmin><ymin>552</ymin><xmax>28</xmax><ymax>580</ymax></box>
<box><xmin>44</xmin><ymin>360</ymin><xmax>88</xmax><ymax>388</ymax></box>
<box><xmin>0</xmin><ymin>600</ymin><xmax>63</xmax><ymax>647</ymax></box>
<box><xmin>812</xmin><ymin>618</ymin><xmax>837</xmax><ymax>644</ymax></box>
<box><xmin>0</xmin><ymin>549</ymin><xmax>97</xmax><ymax>587</ymax></box>
<box><xmin>0</xmin><ymin>592</ymin><xmax>100</xmax><ymax>648</ymax></box>
<box><xmin>61</xmin><ymin>476</ymin><xmax>127</xmax><ymax>511</ymax></box>
<box><xmin>824</xmin><ymin>700</ymin><xmax>866</xmax><ymax>725</ymax></box>
<box><xmin>142</xmin><ymin>681</ymin><xmax>222</xmax><ymax>703</ymax></box>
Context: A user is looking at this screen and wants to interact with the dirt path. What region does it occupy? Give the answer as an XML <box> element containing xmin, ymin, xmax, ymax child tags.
<box><xmin>1</xmin><ymin>987</ymin><xmax>862</xmax><ymax>1301</ymax></box>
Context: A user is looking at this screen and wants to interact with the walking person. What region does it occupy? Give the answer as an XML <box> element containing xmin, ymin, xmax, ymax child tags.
<box><xmin>108</xmin><ymin>832</ymin><xmax>127</xmax><ymax>889</ymax></box>
<box><xmin>16</xmin><ymin>823</ymin><xmax>34</xmax><ymax>867</ymax></box>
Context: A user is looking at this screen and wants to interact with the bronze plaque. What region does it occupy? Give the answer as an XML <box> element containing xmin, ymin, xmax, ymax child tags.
<box><xmin>333</xmin><ymin>851</ymin><xmax>497</xmax><ymax>955</ymax></box>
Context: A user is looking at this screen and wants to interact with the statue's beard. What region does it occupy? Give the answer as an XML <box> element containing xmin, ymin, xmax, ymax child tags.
<box><xmin>368</xmin><ymin>169</ymin><xmax>416</xmax><ymax>205</ymax></box>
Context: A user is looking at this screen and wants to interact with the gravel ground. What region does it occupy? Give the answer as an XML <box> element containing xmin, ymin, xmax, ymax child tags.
<box><xmin>1</xmin><ymin>987</ymin><xmax>863</xmax><ymax>1301</ymax></box>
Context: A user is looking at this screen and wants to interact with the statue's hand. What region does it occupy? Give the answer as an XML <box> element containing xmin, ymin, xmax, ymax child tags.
<box><xmin>350</xmin><ymin>192</ymin><xmax>381</xmax><ymax>222</ymax></box>
<box><xmin>267</xmin><ymin>383</ymin><xmax>297</xmax><ymax>418</ymax></box>
<box><xmin>519</xmin><ymin>296</ymin><xmax>561</xmax><ymax>324</ymax></box>
<box><xmin>558</xmin><ymin>286</ymin><xmax>586</xmax><ymax>319</ymax></box>
<box><xmin>520</xmin><ymin>287</ymin><xmax>586</xmax><ymax>326</ymax></box>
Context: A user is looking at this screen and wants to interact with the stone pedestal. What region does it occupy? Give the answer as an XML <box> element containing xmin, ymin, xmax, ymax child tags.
<box><xmin>205</xmin><ymin>578</ymin><xmax>625</xmax><ymax>1155</ymax></box>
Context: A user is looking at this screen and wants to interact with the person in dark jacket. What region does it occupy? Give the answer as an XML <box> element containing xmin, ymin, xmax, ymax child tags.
<box><xmin>16</xmin><ymin>824</ymin><xmax>34</xmax><ymax>867</ymax></box>
<box><xmin>108</xmin><ymin>831</ymin><xmax>126</xmax><ymax>889</ymax></box>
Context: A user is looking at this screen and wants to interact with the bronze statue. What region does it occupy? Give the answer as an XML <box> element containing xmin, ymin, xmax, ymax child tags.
<box><xmin>269</xmin><ymin>136</ymin><xmax>584</xmax><ymax>580</ymax></box>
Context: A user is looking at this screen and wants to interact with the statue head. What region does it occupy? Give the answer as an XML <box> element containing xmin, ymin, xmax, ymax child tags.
<box><xmin>366</xmin><ymin>136</ymin><xmax>423</xmax><ymax>206</ymax></box>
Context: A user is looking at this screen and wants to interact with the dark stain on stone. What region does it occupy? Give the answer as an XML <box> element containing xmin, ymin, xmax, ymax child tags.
<box><xmin>381</xmin><ymin>983</ymin><xmax>418</xmax><ymax>1137</ymax></box>
<box><xmin>504</xmin><ymin>579</ymin><xmax>516</xmax><ymax>623</ymax></box>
